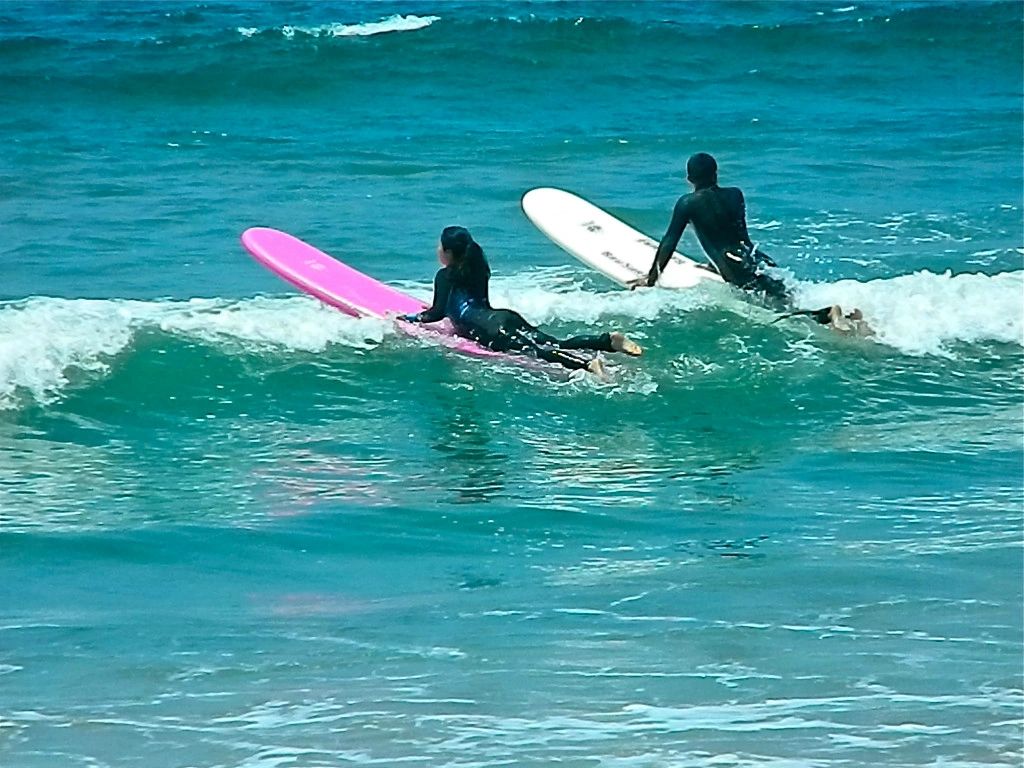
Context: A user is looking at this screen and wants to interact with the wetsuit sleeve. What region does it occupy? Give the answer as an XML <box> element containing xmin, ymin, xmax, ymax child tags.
<box><xmin>414</xmin><ymin>269</ymin><xmax>451</xmax><ymax>323</ymax></box>
<box><xmin>646</xmin><ymin>196</ymin><xmax>690</xmax><ymax>286</ymax></box>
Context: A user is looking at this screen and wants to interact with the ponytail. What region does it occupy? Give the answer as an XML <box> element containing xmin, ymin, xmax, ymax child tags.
<box><xmin>462</xmin><ymin>240</ymin><xmax>490</xmax><ymax>282</ymax></box>
<box><xmin>441</xmin><ymin>225</ymin><xmax>490</xmax><ymax>284</ymax></box>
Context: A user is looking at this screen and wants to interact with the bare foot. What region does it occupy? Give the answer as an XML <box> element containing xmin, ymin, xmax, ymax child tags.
<box><xmin>586</xmin><ymin>357</ymin><xmax>610</xmax><ymax>381</ymax></box>
<box><xmin>846</xmin><ymin>308</ymin><xmax>874</xmax><ymax>336</ymax></box>
<box><xmin>828</xmin><ymin>305</ymin><xmax>855</xmax><ymax>333</ymax></box>
<box><xmin>610</xmin><ymin>331</ymin><xmax>643</xmax><ymax>356</ymax></box>
<box><xmin>829</xmin><ymin>305</ymin><xmax>874</xmax><ymax>336</ymax></box>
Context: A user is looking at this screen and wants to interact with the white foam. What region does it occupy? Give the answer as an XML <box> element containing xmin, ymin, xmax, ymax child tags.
<box><xmin>239</xmin><ymin>14</ymin><xmax>440</xmax><ymax>39</ymax></box>
<box><xmin>462</xmin><ymin>267</ymin><xmax>1024</xmax><ymax>360</ymax></box>
<box><xmin>4</xmin><ymin>268</ymin><xmax>1018</xmax><ymax>410</ymax></box>
<box><xmin>791</xmin><ymin>269</ymin><xmax>1024</xmax><ymax>356</ymax></box>
<box><xmin>485</xmin><ymin>270</ymin><xmax>722</xmax><ymax>327</ymax></box>
<box><xmin>0</xmin><ymin>298</ymin><xmax>134</xmax><ymax>409</ymax></box>
<box><xmin>151</xmin><ymin>296</ymin><xmax>387</xmax><ymax>352</ymax></box>
<box><xmin>0</xmin><ymin>296</ymin><xmax>389</xmax><ymax>411</ymax></box>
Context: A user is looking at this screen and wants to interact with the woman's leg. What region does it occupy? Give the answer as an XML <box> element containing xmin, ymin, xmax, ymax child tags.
<box><xmin>535</xmin><ymin>346</ymin><xmax>593</xmax><ymax>371</ymax></box>
<box><xmin>556</xmin><ymin>332</ymin><xmax>642</xmax><ymax>356</ymax></box>
<box><xmin>475</xmin><ymin>309</ymin><xmax>632</xmax><ymax>374</ymax></box>
<box><xmin>482</xmin><ymin>310</ymin><xmax>595</xmax><ymax>371</ymax></box>
<box><xmin>550</xmin><ymin>332</ymin><xmax>614</xmax><ymax>351</ymax></box>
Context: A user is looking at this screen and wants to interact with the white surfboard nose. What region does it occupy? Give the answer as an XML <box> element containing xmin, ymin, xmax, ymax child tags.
<box><xmin>521</xmin><ymin>188</ymin><xmax>723</xmax><ymax>290</ymax></box>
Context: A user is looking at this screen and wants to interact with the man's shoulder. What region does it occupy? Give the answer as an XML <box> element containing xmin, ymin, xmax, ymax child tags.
<box><xmin>674</xmin><ymin>192</ymin><xmax>697</xmax><ymax>210</ymax></box>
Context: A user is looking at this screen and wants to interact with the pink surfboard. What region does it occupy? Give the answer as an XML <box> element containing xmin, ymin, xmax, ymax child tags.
<box><xmin>240</xmin><ymin>227</ymin><xmax>505</xmax><ymax>358</ymax></box>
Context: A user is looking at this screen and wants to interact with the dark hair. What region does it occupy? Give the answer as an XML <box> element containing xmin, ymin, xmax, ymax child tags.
<box><xmin>441</xmin><ymin>225</ymin><xmax>490</xmax><ymax>284</ymax></box>
<box><xmin>686</xmin><ymin>152</ymin><xmax>718</xmax><ymax>187</ymax></box>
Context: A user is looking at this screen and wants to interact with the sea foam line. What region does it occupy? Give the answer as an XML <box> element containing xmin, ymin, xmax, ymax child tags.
<box><xmin>238</xmin><ymin>14</ymin><xmax>440</xmax><ymax>40</ymax></box>
<box><xmin>791</xmin><ymin>269</ymin><xmax>1024</xmax><ymax>356</ymax></box>
<box><xmin>2</xmin><ymin>267</ymin><xmax>1020</xmax><ymax>410</ymax></box>
<box><xmin>0</xmin><ymin>296</ymin><xmax>388</xmax><ymax>411</ymax></box>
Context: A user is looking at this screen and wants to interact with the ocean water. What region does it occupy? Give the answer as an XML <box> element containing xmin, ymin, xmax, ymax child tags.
<box><xmin>1</xmin><ymin>1</ymin><xmax>1022</xmax><ymax>766</ymax></box>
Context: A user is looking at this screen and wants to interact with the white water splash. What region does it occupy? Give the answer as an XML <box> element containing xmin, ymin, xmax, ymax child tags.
<box><xmin>0</xmin><ymin>299</ymin><xmax>134</xmax><ymax>410</ymax></box>
<box><xmin>3</xmin><ymin>268</ymin><xmax>1020</xmax><ymax>410</ymax></box>
<box><xmin>482</xmin><ymin>270</ymin><xmax>725</xmax><ymax>327</ymax></box>
<box><xmin>152</xmin><ymin>296</ymin><xmax>388</xmax><ymax>351</ymax></box>
<box><xmin>464</xmin><ymin>267</ymin><xmax>1024</xmax><ymax>359</ymax></box>
<box><xmin>791</xmin><ymin>269</ymin><xmax>1024</xmax><ymax>356</ymax></box>
<box><xmin>0</xmin><ymin>296</ymin><xmax>389</xmax><ymax>410</ymax></box>
<box><xmin>238</xmin><ymin>15</ymin><xmax>440</xmax><ymax>40</ymax></box>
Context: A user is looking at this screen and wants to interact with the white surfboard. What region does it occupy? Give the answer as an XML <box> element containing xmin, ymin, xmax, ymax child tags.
<box><xmin>521</xmin><ymin>187</ymin><xmax>724</xmax><ymax>290</ymax></box>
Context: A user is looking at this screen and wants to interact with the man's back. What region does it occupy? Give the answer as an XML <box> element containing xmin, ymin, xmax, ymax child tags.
<box><xmin>637</xmin><ymin>152</ymin><xmax>770</xmax><ymax>293</ymax></box>
<box><xmin>678</xmin><ymin>185</ymin><xmax>753</xmax><ymax>284</ymax></box>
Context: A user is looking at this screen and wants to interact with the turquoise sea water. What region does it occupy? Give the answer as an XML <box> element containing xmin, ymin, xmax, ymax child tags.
<box><xmin>1</xmin><ymin>2</ymin><xmax>1022</xmax><ymax>765</ymax></box>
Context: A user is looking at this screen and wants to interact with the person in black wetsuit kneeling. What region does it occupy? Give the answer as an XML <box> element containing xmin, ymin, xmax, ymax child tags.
<box><xmin>628</xmin><ymin>152</ymin><xmax>866</xmax><ymax>331</ymax></box>
<box><xmin>402</xmin><ymin>226</ymin><xmax>643</xmax><ymax>377</ymax></box>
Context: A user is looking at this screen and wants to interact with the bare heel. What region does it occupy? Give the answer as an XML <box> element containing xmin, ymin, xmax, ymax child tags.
<box><xmin>610</xmin><ymin>331</ymin><xmax>643</xmax><ymax>356</ymax></box>
<box><xmin>586</xmin><ymin>357</ymin><xmax>610</xmax><ymax>381</ymax></box>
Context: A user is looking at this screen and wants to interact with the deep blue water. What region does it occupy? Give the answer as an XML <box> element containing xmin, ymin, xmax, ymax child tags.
<box><xmin>1</xmin><ymin>2</ymin><xmax>1022</xmax><ymax>766</ymax></box>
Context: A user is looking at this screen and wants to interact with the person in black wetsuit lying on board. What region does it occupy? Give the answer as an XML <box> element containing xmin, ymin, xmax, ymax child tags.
<box><xmin>628</xmin><ymin>152</ymin><xmax>868</xmax><ymax>334</ymax></box>
<box><xmin>401</xmin><ymin>225</ymin><xmax>643</xmax><ymax>378</ymax></box>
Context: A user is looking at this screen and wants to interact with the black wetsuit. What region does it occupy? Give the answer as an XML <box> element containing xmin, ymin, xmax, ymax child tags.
<box><xmin>647</xmin><ymin>185</ymin><xmax>789</xmax><ymax>307</ymax></box>
<box><xmin>412</xmin><ymin>266</ymin><xmax>614</xmax><ymax>371</ymax></box>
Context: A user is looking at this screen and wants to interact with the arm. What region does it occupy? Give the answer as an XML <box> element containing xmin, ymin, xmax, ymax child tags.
<box><xmin>404</xmin><ymin>268</ymin><xmax>450</xmax><ymax>323</ymax></box>
<box><xmin>634</xmin><ymin>196</ymin><xmax>690</xmax><ymax>288</ymax></box>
